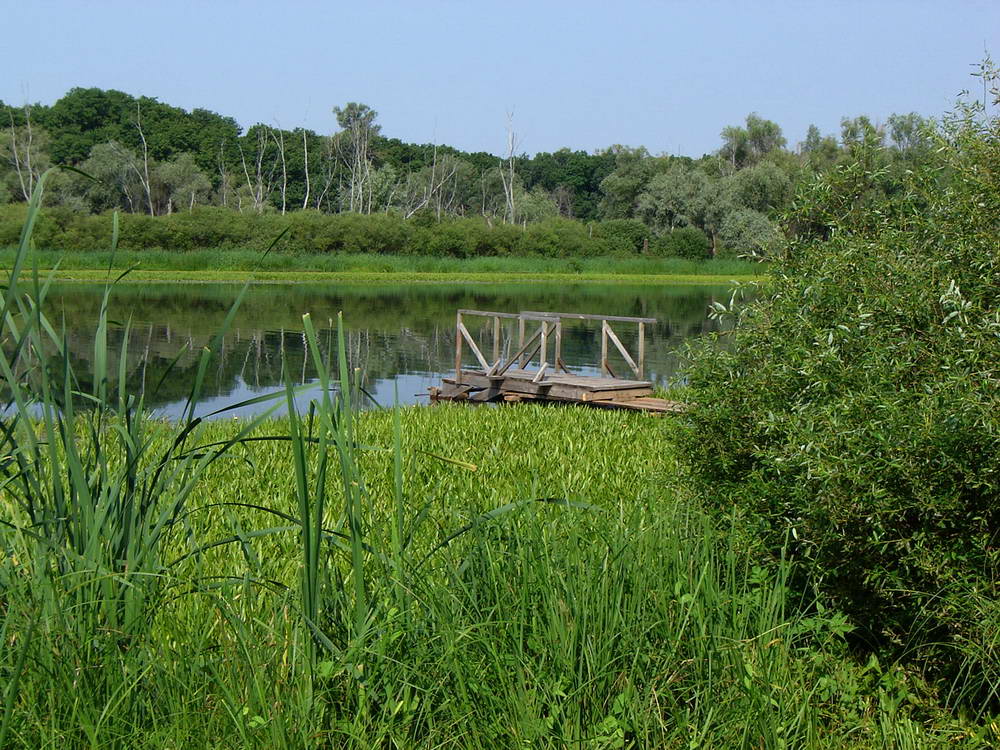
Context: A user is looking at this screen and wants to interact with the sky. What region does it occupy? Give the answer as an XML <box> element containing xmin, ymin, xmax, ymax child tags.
<box><xmin>4</xmin><ymin>0</ymin><xmax>999</xmax><ymax>158</ymax></box>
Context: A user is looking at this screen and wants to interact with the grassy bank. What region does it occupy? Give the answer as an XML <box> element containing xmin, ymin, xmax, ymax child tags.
<box><xmin>2</xmin><ymin>405</ymin><xmax>980</xmax><ymax>748</ymax></box>
<box><xmin>0</xmin><ymin>247</ymin><xmax>763</xmax><ymax>283</ymax></box>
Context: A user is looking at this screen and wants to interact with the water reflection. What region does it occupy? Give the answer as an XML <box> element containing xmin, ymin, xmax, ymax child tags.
<box><xmin>42</xmin><ymin>281</ymin><xmax>737</xmax><ymax>418</ymax></box>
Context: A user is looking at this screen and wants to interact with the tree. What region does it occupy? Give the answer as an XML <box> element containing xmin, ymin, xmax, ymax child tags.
<box><xmin>79</xmin><ymin>141</ymin><xmax>148</xmax><ymax>213</ymax></box>
<box><xmin>886</xmin><ymin>112</ymin><xmax>931</xmax><ymax>162</ymax></box>
<box><xmin>720</xmin><ymin>113</ymin><xmax>786</xmax><ymax>171</ymax></box>
<box><xmin>154</xmin><ymin>153</ymin><xmax>211</xmax><ymax>213</ymax></box>
<box><xmin>840</xmin><ymin>115</ymin><xmax>884</xmax><ymax>148</ymax></box>
<box><xmin>636</xmin><ymin>165</ymin><xmax>709</xmax><ymax>232</ymax></box>
<box><xmin>597</xmin><ymin>146</ymin><xmax>663</xmax><ymax>219</ymax></box>
<box><xmin>3</xmin><ymin>104</ymin><xmax>50</xmax><ymax>201</ymax></box>
<box><xmin>237</xmin><ymin>124</ymin><xmax>281</xmax><ymax>214</ymax></box>
<box><xmin>718</xmin><ymin>208</ymin><xmax>780</xmax><ymax>258</ymax></box>
<box><xmin>800</xmin><ymin>124</ymin><xmax>841</xmax><ymax>171</ymax></box>
<box><xmin>332</xmin><ymin>102</ymin><xmax>380</xmax><ymax>213</ymax></box>
<box><xmin>730</xmin><ymin>161</ymin><xmax>792</xmax><ymax>215</ymax></box>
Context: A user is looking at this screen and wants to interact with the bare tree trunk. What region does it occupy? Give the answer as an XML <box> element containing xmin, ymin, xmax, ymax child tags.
<box><xmin>135</xmin><ymin>102</ymin><xmax>154</xmax><ymax>215</ymax></box>
<box><xmin>7</xmin><ymin>104</ymin><xmax>37</xmax><ymax>201</ymax></box>
<box><xmin>238</xmin><ymin>127</ymin><xmax>279</xmax><ymax>214</ymax></box>
<box><xmin>218</xmin><ymin>139</ymin><xmax>230</xmax><ymax>208</ymax></box>
<box><xmin>271</xmin><ymin>124</ymin><xmax>288</xmax><ymax>214</ymax></box>
<box><xmin>498</xmin><ymin>112</ymin><xmax>518</xmax><ymax>224</ymax></box>
<box><xmin>301</xmin><ymin>130</ymin><xmax>311</xmax><ymax>209</ymax></box>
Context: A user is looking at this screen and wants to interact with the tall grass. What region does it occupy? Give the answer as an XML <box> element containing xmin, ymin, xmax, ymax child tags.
<box><xmin>0</xmin><ymin>245</ymin><xmax>762</xmax><ymax>279</ymax></box>
<box><xmin>0</xmin><ymin>173</ymin><xmax>981</xmax><ymax>747</ymax></box>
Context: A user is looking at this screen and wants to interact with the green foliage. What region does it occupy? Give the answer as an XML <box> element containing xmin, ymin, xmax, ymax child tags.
<box><xmin>718</xmin><ymin>208</ymin><xmax>781</xmax><ymax>259</ymax></box>
<box><xmin>652</xmin><ymin>226</ymin><xmax>711</xmax><ymax>259</ymax></box>
<box><xmin>678</xmin><ymin>102</ymin><xmax>1000</xmax><ymax>702</ymax></box>
<box><xmin>593</xmin><ymin>218</ymin><xmax>651</xmax><ymax>254</ymax></box>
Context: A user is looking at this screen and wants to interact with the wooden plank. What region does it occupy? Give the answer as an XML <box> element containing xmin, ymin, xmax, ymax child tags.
<box><xmin>469</xmin><ymin>388</ymin><xmax>504</xmax><ymax>402</ymax></box>
<box><xmin>492</xmin><ymin>315</ymin><xmax>500</xmax><ymax>364</ymax></box>
<box><xmin>579</xmin><ymin>387</ymin><xmax>653</xmax><ymax>402</ymax></box>
<box><xmin>604</xmin><ymin>321</ymin><xmax>639</xmax><ymax>377</ymax></box>
<box><xmin>458</xmin><ymin>309</ymin><xmax>522</xmax><ymax>319</ymax></box>
<box><xmin>554</xmin><ymin>321</ymin><xmax>562</xmax><ymax>373</ymax></box>
<box><xmin>458</xmin><ymin>320</ymin><xmax>491</xmax><ymax>371</ymax></box>
<box><xmin>517</xmin><ymin>317</ymin><xmax>526</xmax><ymax>368</ymax></box>
<box><xmin>455</xmin><ymin>312</ymin><xmax>463</xmax><ymax>384</ymax></box>
<box><xmin>496</xmin><ymin>327</ymin><xmax>544</xmax><ymax>377</ymax></box>
<box><xmin>590</xmin><ymin>397</ymin><xmax>688</xmax><ymax>413</ymax></box>
<box><xmin>638</xmin><ymin>321</ymin><xmax>645</xmax><ymax>380</ymax></box>
<box><xmin>601</xmin><ymin>321</ymin><xmax>608</xmax><ymax>376</ymax></box>
<box><xmin>519</xmin><ymin>310</ymin><xmax>658</xmax><ymax>324</ymax></box>
<box><xmin>532</xmin><ymin>362</ymin><xmax>549</xmax><ymax>383</ymax></box>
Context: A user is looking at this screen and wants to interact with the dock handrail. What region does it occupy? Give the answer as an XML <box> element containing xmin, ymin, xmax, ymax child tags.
<box><xmin>454</xmin><ymin>309</ymin><xmax>655</xmax><ymax>383</ymax></box>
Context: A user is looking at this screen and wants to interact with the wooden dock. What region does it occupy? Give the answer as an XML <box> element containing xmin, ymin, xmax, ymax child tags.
<box><xmin>430</xmin><ymin>310</ymin><xmax>687</xmax><ymax>415</ymax></box>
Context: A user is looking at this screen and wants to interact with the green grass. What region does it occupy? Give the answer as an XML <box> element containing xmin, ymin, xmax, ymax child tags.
<box><xmin>3</xmin><ymin>405</ymin><xmax>981</xmax><ymax>748</ymax></box>
<box><xmin>0</xmin><ymin>246</ymin><xmax>765</xmax><ymax>283</ymax></box>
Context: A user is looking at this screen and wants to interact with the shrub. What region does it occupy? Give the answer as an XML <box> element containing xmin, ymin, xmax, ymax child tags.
<box><xmin>518</xmin><ymin>217</ymin><xmax>598</xmax><ymax>257</ymax></box>
<box><xmin>594</xmin><ymin>218</ymin><xmax>650</xmax><ymax>254</ymax></box>
<box><xmin>677</xmin><ymin>107</ymin><xmax>1000</xmax><ymax>699</ymax></box>
<box><xmin>717</xmin><ymin>208</ymin><xmax>780</xmax><ymax>259</ymax></box>
<box><xmin>652</xmin><ymin>226</ymin><xmax>711</xmax><ymax>259</ymax></box>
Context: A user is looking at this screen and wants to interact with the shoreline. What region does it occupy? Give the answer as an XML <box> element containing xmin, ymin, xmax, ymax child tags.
<box><xmin>30</xmin><ymin>269</ymin><xmax>764</xmax><ymax>285</ymax></box>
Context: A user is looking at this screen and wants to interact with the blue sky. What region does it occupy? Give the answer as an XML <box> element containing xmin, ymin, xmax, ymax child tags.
<box><xmin>5</xmin><ymin>0</ymin><xmax>998</xmax><ymax>157</ymax></box>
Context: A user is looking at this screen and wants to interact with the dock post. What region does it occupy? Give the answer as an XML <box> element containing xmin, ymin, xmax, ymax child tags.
<box><xmin>455</xmin><ymin>311</ymin><xmax>463</xmax><ymax>384</ymax></box>
<box><xmin>540</xmin><ymin>321</ymin><xmax>548</xmax><ymax>371</ymax></box>
<box><xmin>554</xmin><ymin>320</ymin><xmax>563</xmax><ymax>372</ymax></box>
<box><xmin>638</xmin><ymin>321</ymin><xmax>645</xmax><ymax>379</ymax></box>
<box><xmin>518</xmin><ymin>316</ymin><xmax>526</xmax><ymax>369</ymax></box>
<box><xmin>492</xmin><ymin>315</ymin><xmax>501</xmax><ymax>365</ymax></box>
<box><xmin>601</xmin><ymin>320</ymin><xmax>609</xmax><ymax>376</ymax></box>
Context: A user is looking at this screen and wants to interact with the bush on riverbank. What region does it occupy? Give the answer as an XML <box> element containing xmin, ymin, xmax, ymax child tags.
<box><xmin>678</xmin><ymin>101</ymin><xmax>1000</xmax><ymax>703</ymax></box>
<box><xmin>0</xmin><ymin>202</ymin><xmax>734</xmax><ymax>259</ymax></box>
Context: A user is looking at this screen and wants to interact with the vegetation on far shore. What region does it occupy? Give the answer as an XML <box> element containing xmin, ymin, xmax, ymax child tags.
<box><xmin>0</xmin><ymin>245</ymin><xmax>761</xmax><ymax>283</ymax></box>
<box><xmin>2</xmin><ymin>85</ymin><xmax>937</xmax><ymax>266</ymax></box>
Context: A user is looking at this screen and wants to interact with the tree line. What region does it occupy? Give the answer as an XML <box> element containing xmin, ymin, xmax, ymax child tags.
<box><xmin>1</xmin><ymin>87</ymin><xmax>934</xmax><ymax>257</ymax></box>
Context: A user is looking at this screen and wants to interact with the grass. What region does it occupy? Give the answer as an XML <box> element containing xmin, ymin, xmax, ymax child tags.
<box><xmin>3</xmin><ymin>405</ymin><xmax>980</xmax><ymax>748</ymax></box>
<box><xmin>1</xmin><ymin>174</ymin><xmax>991</xmax><ymax>748</ymax></box>
<box><xmin>0</xmin><ymin>246</ymin><xmax>764</xmax><ymax>284</ymax></box>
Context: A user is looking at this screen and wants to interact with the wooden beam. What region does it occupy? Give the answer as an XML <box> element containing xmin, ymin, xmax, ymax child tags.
<box><xmin>604</xmin><ymin>320</ymin><xmax>639</xmax><ymax>377</ymax></box>
<box><xmin>517</xmin><ymin>316</ymin><xmax>526</xmax><ymax>368</ymax></box>
<box><xmin>492</xmin><ymin>315</ymin><xmax>501</xmax><ymax>364</ymax></box>
<box><xmin>600</xmin><ymin>321</ymin><xmax>609</xmax><ymax>376</ymax></box>
<box><xmin>458</xmin><ymin>321</ymin><xmax>491</xmax><ymax>371</ymax></box>
<box><xmin>637</xmin><ymin>321</ymin><xmax>645</xmax><ymax>379</ymax></box>
<box><xmin>520</xmin><ymin>310</ymin><xmax>657</xmax><ymax>325</ymax></box>
<box><xmin>496</xmin><ymin>326</ymin><xmax>544</xmax><ymax>377</ymax></box>
<box><xmin>532</xmin><ymin>362</ymin><xmax>549</xmax><ymax>383</ymax></box>
<box><xmin>455</xmin><ymin>312</ymin><xmax>463</xmax><ymax>384</ymax></box>
<box><xmin>458</xmin><ymin>309</ymin><xmax>522</xmax><ymax>319</ymax></box>
<box><xmin>554</xmin><ymin>320</ymin><xmax>562</xmax><ymax>373</ymax></box>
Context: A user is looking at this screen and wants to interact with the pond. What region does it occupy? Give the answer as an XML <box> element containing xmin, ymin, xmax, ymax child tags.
<box><xmin>41</xmin><ymin>281</ymin><xmax>738</xmax><ymax>418</ymax></box>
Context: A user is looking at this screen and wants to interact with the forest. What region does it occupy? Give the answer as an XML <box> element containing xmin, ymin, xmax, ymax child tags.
<box><xmin>0</xmin><ymin>87</ymin><xmax>933</xmax><ymax>258</ymax></box>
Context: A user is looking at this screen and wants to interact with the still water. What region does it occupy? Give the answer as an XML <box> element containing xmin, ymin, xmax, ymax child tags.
<box><xmin>43</xmin><ymin>281</ymin><xmax>736</xmax><ymax>418</ymax></box>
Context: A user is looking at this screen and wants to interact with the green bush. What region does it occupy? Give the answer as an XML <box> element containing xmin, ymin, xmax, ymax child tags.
<box><xmin>718</xmin><ymin>208</ymin><xmax>781</xmax><ymax>259</ymax></box>
<box><xmin>677</xmin><ymin>109</ymin><xmax>1000</xmax><ymax>699</ymax></box>
<box><xmin>652</xmin><ymin>226</ymin><xmax>711</xmax><ymax>259</ymax></box>
<box><xmin>519</xmin><ymin>217</ymin><xmax>600</xmax><ymax>257</ymax></box>
<box><xmin>594</xmin><ymin>218</ymin><xmax>650</xmax><ymax>254</ymax></box>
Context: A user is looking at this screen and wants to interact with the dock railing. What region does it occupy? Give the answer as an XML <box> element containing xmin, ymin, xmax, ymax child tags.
<box><xmin>454</xmin><ymin>309</ymin><xmax>656</xmax><ymax>384</ymax></box>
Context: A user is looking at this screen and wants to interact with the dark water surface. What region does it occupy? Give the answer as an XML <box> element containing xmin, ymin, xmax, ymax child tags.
<box><xmin>43</xmin><ymin>281</ymin><xmax>735</xmax><ymax>418</ymax></box>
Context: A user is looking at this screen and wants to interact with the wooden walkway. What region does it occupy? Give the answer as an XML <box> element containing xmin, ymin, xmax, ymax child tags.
<box><xmin>430</xmin><ymin>310</ymin><xmax>687</xmax><ymax>415</ymax></box>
